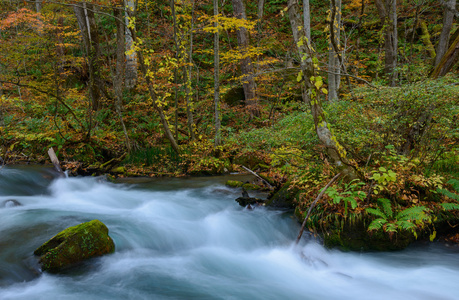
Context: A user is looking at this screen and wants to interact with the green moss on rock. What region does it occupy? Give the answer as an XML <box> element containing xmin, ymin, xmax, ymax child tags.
<box><xmin>225</xmin><ymin>180</ymin><xmax>244</xmax><ymax>188</ymax></box>
<box><xmin>242</xmin><ymin>183</ymin><xmax>261</xmax><ymax>190</ymax></box>
<box><xmin>266</xmin><ymin>181</ymin><xmax>299</xmax><ymax>209</ymax></box>
<box><xmin>34</xmin><ymin>219</ymin><xmax>115</xmax><ymax>272</ymax></box>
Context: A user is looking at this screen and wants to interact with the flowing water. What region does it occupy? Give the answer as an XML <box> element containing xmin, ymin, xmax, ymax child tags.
<box><xmin>0</xmin><ymin>166</ymin><xmax>458</xmax><ymax>300</ymax></box>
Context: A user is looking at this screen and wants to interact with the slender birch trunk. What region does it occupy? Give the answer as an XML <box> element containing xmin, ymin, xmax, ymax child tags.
<box><xmin>125</xmin><ymin>0</ymin><xmax>137</xmax><ymax>89</ymax></box>
<box><xmin>214</xmin><ymin>0</ymin><xmax>221</xmax><ymax>146</ymax></box>
<box><xmin>287</xmin><ymin>0</ymin><xmax>359</xmax><ymax>180</ymax></box>
<box><xmin>328</xmin><ymin>0</ymin><xmax>341</xmax><ymax>102</ymax></box>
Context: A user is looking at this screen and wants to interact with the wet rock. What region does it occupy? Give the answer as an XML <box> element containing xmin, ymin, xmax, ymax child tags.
<box><xmin>266</xmin><ymin>181</ymin><xmax>299</xmax><ymax>209</ymax></box>
<box><xmin>235</xmin><ymin>197</ymin><xmax>266</xmax><ymax>207</ymax></box>
<box><xmin>34</xmin><ymin>219</ymin><xmax>115</xmax><ymax>272</ymax></box>
<box><xmin>225</xmin><ymin>180</ymin><xmax>244</xmax><ymax>188</ymax></box>
<box><xmin>3</xmin><ymin>199</ymin><xmax>22</xmax><ymax>207</ymax></box>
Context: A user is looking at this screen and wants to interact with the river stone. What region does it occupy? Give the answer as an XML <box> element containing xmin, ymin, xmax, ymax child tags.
<box><xmin>3</xmin><ymin>199</ymin><xmax>22</xmax><ymax>207</ymax></box>
<box><xmin>34</xmin><ymin>219</ymin><xmax>115</xmax><ymax>272</ymax></box>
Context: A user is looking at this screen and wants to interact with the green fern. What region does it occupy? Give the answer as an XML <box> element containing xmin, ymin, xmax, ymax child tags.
<box><xmin>396</xmin><ymin>220</ymin><xmax>417</xmax><ymax>231</ymax></box>
<box><xmin>437</xmin><ymin>179</ymin><xmax>459</xmax><ymax>210</ymax></box>
<box><xmin>366</xmin><ymin>198</ymin><xmax>430</xmax><ymax>235</ymax></box>
<box><xmin>378</xmin><ymin>198</ymin><xmax>393</xmax><ymax>218</ymax></box>
<box><xmin>447</xmin><ymin>179</ymin><xmax>459</xmax><ymax>191</ymax></box>
<box><xmin>437</xmin><ymin>188</ymin><xmax>459</xmax><ymax>201</ymax></box>
<box><xmin>396</xmin><ymin>206</ymin><xmax>429</xmax><ymax>222</ymax></box>
<box><xmin>440</xmin><ymin>202</ymin><xmax>459</xmax><ymax>211</ymax></box>
<box><xmin>368</xmin><ymin>218</ymin><xmax>387</xmax><ymax>231</ymax></box>
<box><xmin>366</xmin><ymin>207</ymin><xmax>388</xmax><ymax>219</ymax></box>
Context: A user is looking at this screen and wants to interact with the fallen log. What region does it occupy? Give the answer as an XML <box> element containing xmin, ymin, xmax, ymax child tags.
<box><xmin>48</xmin><ymin>147</ymin><xmax>65</xmax><ymax>177</ymax></box>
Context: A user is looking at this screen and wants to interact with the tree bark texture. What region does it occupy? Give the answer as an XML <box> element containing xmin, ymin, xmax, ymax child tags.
<box><xmin>258</xmin><ymin>0</ymin><xmax>265</xmax><ymax>20</ymax></box>
<box><xmin>303</xmin><ymin>0</ymin><xmax>311</xmax><ymax>41</ymax></box>
<box><xmin>114</xmin><ymin>4</ymin><xmax>131</xmax><ymax>151</ymax></box>
<box><xmin>232</xmin><ymin>0</ymin><xmax>259</xmax><ymax>118</ymax></box>
<box><xmin>214</xmin><ymin>0</ymin><xmax>221</xmax><ymax>146</ymax></box>
<box><xmin>431</xmin><ymin>28</ymin><xmax>459</xmax><ymax>78</ymax></box>
<box><xmin>125</xmin><ymin>0</ymin><xmax>138</xmax><ymax>89</ymax></box>
<box><xmin>328</xmin><ymin>0</ymin><xmax>341</xmax><ymax>102</ymax></box>
<box><xmin>435</xmin><ymin>0</ymin><xmax>456</xmax><ymax>67</ymax></box>
<box><xmin>186</xmin><ymin>0</ymin><xmax>196</xmax><ymax>140</ymax></box>
<box><xmin>287</xmin><ymin>0</ymin><xmax>359</xmax><ymax>181</ymax></box>
<box><xmin>375</xmin><ymin>0</ymin><xmax>398</xmax><ymax>86</ymax></box>
<box><xmin>74</xmin><ymin>2</ymin><xmax>102</xmax><ymax>110</ymax></box>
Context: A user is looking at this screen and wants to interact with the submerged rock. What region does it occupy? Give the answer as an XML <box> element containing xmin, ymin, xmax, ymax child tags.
<box><xmin>2</xmin><ymin>199</ymin><xmax>22</xmax><ymax>208</ymax></box>
<box><xmin>235</xmin><ymin>196</ymin><xmax>266</xmax><ymax>207</ymax></box>
<box><xmin>34</xmin><ymin>219</ymin><xmax>115</xmax><ymax>272</ymax></box>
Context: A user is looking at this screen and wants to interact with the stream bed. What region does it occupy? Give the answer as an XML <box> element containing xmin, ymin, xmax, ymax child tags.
<box><xmin>0</xmin><ymin>166</ymin><xmax>458</xmax><ymax>300</ymax></box>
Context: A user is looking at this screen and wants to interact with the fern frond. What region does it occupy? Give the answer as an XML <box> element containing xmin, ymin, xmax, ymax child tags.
<box><xmin>385</xmin><ymin>223</ymin><xmax>397</xmax><ymax>233</ymax></box>
<box><xmin>396</xmin><ymin>220</ymin><xmax>417</xmax><ymax>231</ymax></box>
<box><xmin>447</xmin><ymin>179</ymin><xmax>459</xmax><ymax>192</ymax></box>
<box><xmin>438</xmin><ymin>188</ymin><xmax>459</xmax><ymax>201</ymax></box>
<box><xmin>365</xmin><ymin>208</ymin><xmax>387</xmax><ymax>219</ymax></box>
<box><xmin>377</xmin><ymin>198</ymin><xmax>393</xmax><ymax>218</ymax></box>
<box><xmin>440</xmin><ymin>203</ymin><xmax>459</xmax><ymax>211</ymax></box>
<box><xmin>396</xmin><ymin>206</ymin><xmax>428</xmax><ymax>221</ymax></box>
<box><xmin>368</xmin><ymin>218</ymin><xmax>387</xmax><ymax>231</ymax></box>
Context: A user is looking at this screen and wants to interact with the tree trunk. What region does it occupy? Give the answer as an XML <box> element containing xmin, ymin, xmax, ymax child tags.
<box><xmin>35</xmin><ymin>0</ymin><xmax>42</xmax><ymax>12</ymax></box>
<box><xmin>375</xmin><ymin>0</ymin><xmax>398</xmax><ymax>86</ymax></box>
<box><xmin>125</xmin><ymin>0</ymin><xmax>137</xmax><ymax>89</ymax></box>
<box><xmin>287</xmin><ymin>0</ymin><xmax>359</xmax><ymax>180</ymax></box>
<box><xmin>328</xmin><ymin>0</ymin><xmax>341</xmax><ymax>102</ymax></box>
<box><xmin>214</xmin><ymin>0</ymin><xmax>221</xmax><ymax>146</ymax></box>
<box><xmin>232</xmin><ymin>0</ymin><xmax>259</xmax><ymax>118</ymax></box>
<box><xmin>258</xmin><ymin>0</ymin><xmax>265</xmax><ymax>20</ymax></box>
<box><xmin>114</xmin><ymin>4</ymin><xmax>131</xmax><ymax>151</ymax></box>
<box><xmin>74</xmin><ymin>2</ymin><xmax>102</xmax><ymax>110</ymax></box>
<box><xmin>303</xmin><ymin>0</ymin><xmax>311</xmax><ymax>41</ymax></box>
<box><xmin>186</xmin><ymin>0</ymin><xmax>196</xmax><ymax>140</ymax></box>
<box><xmin>431</xmin><ymin>28</ymin><xmax>459</xmax><ymax>78</ymax></box>
<box><xmin>435</xmin><ymin>0</ymin><xmax>456</xmax><ymax>67</ymax></box>
<box><xmin>420</xmin><ymin>20</ymin><xmax>436</xmax><ymax>60</ymax></box>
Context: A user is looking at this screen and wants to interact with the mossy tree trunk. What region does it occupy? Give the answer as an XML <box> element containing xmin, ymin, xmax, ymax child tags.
<box><xmin>431</xmin><ymin>28</ymin><xmax>459</xmax><ymax>78</ymax></box>
<box><xmin>435</xmin><ymin>0</ymin><xmax>456</xmax><ymax>67</ymax></box>
<box><xmin>287</xmin><ymin>0</ymin><xmax>359</xmax><ymax>181</ymax></box>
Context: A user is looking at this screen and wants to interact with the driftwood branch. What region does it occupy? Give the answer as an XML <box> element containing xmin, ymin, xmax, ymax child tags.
<box><xmin>296</xmin><ymin>173</ymin><xmax>341</xmax><ymax>244</ymax></box>
<box><xmin>48</xmin><ymin>147</ymin><xmax>65</xmax><ymax>176</ymax></box>
<box><xmin>241</xmin><ymin>165</ymin><xmax>274</xmax><ymax>189</ymax></box>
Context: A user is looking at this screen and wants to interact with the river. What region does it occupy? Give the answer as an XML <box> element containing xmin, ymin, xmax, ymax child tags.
<box><xmin>0</xmin><ymin>166</ymin><xmax>458</xmax><ymax>300</ymax></box>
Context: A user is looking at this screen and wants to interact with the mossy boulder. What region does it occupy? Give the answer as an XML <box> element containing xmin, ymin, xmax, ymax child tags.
<box><xmin>225</xmin><ymin>180</ymin><xmax>244</xmax><ymax>188</ymax></box>
<box><xmin>266</xmin><ymin>181</ymin><xmax>300</xmax><ymax>209</ymax></box>
<box><xmin>34</xmin><ymin>219</ymin><xmax>115</xmax><ymax>272</ymax></box>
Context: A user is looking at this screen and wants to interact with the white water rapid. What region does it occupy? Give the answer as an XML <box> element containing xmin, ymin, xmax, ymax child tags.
<box><xmin>0</xmin><ymin>166</ymin><xmax>458</xmax><ymax>300</ymax></box>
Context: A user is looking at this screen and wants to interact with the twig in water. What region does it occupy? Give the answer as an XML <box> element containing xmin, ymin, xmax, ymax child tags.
<box><xmin>296</xmin><ymin>173</ymin><xmax>342</xmax><ymax>244</ymax></box>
